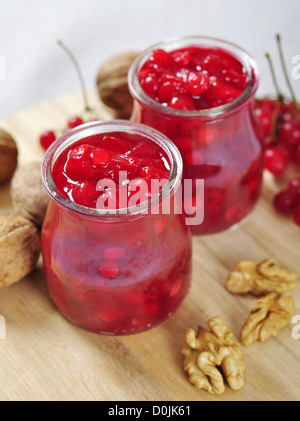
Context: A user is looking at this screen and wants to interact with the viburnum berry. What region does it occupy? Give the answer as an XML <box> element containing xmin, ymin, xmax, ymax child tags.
<box><xmin>40</xmin><ymin>130</ymin><xmax>56</xmax><ymax>150</ymax></box>
<box><xmin>273</xmin><ymin>190</ymin><xmax>296</xmax><ymax>214</ymax></box>
<box><xmin>263</xmin><ymin>144</ymin><xmax>289</xmax><ymax>176</ymax></box>
<box><xmin>273</xmin><ymin>177</ymin><xmax>300</xmax><ymax>227</ymax></box>
<box><xmin>68</xmin><ymin>116</ymin><xmax>84</xmax><ymax>129</ymax></box>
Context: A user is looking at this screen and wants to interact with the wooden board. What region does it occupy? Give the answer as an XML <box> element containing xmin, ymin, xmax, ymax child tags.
<box><xmin>0</xmin><ymin>90</ymin><xmax>299</xmax><ymax>402</ymax></box>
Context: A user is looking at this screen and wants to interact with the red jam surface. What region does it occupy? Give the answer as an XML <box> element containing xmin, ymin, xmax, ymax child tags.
<box><xmin>42</xmin><ymin>130</ymin><xmax>191</xmax><ymax>335</ymax></box>
<box><xmin>133</xmin><ymin>44</ymin><xmax>262</xmax><ymax>235</ymax></box>
<box><xmin>52</xmin><ymin>132</ymin><xmax>171</xmax><ymax>209</ymax></box>
<box><xmin>138</xmin><ymin>46</ymin><xmax>249</xmax><ymax>110</ymax></box>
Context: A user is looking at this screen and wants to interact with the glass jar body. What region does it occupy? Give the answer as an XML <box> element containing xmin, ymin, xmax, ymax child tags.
<box><xmin>129</xmin><ymin>37</ymin><xmax>264</xmax><ymax>235</ymax></box>
<box><xmin>41</xmin><ymin>120</ymin><xmax>192</xmax><ymax>335</ymax></box>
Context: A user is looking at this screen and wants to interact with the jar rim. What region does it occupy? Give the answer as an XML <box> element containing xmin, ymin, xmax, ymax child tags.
<box><xmin>41</xmin><ymin>120</ymin><xmax>183</xmax><ymax>219</ymax></box>
<box><xmin>128</xmin><ymin>35</ymin><xmax>259</xmax><ymax>118</ymax></box>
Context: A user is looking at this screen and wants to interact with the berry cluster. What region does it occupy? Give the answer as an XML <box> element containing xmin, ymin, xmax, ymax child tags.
<box><xmin>138</xmin><ymin>46</ymin><xmax>249</xmax><ymax>111</ymax></box>
<box><xmin>273</xmin><ymin>178</ymin><xmax>300</xmax><ymax>226</ymax></box>
<box><xmin>255</xmin><ymin>35</ymin><xmax>300</xmax><ymax>228</ymax></box>
<box><xmin>254</xmin><ymin>35</ymin><xmax>300</xmax><ymax>177</ymax></box>
<box><xmin>254</xmin><ymin>98</ymin><xmax>300</xmax><ymax>176</ymax></box>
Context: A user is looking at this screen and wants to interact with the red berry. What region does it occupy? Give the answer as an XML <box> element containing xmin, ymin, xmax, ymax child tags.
<box><xmin>278</xmin><ymin>121</ymin><xmax>300</xmax><ymax>146</ymax></box>
<box><xmin>90</xmin><ymin>149</ymin><xmax>111</xmax><ymax>166</ymax></box>
<box><xmin>263</xmin><ymin>145</ymin><xmax>289</xmax><ymax>176</ymax></box>
<box><xmin>288</xmin><ymin>177</ymin><xmax>300</xmax><ymax>191</ymax></box>
<box><xmin>40</xmin><ymin>130</ymin><xmax>56</xmax><ymax>150</ymax></box>
<box><xmin>148</xmin><ymin>49</ymin><xmax>173</xmax><ymax>70</ymax></box>
<box><xmin>273</xmin><ymin>190</ymin><xmax>296</xmax><ymax>214</ymax></box>
<box><xmin>68</xmin><ymin>116</ymin><xmax>84</xmax><ymax>129</ymax></box>
<box><xmin>293</xmin><ymin>205</ymin><xmax>300</xmax><ymax>227</ymax></box>
<box><xmin>103</xmin><ymin>247</ymin><xmax>125</xmax><ymax>261</ymax></box>
<box><xmin>139</xmin><ymin>165</ymin><xmax>169</xmax><ymax>181</ymax></box>
<box><xmin>168</xmin><ymin>93</ymin><xmax>196</xmax><ymax>111</ymax></box>
<box><xmin>254</xmin><ymin>107</ymin><xmax>273</xmax><ymax>138</ymax></box>
<box><xmin>98</xmin><ymin>260</ymin><xmax>119</xmax><ymax>279</ymax></box>
<box><xmin>100</xmin><ymin>136</ymin><xmax>128</xmax><ymax>153</ymax></box>
<box><xmin>65</xmin><ymin>144</ymin><xmax>99</xmax><ymax>181</ymax></box>
<box><xmin>185</xmin><ymin>71</ymin><xmax>209</xmax><ymax>96</ymax></box>
<box><xmin>139</xmin><ymin>69</ymin><xmax>159</xmax><ymax>98</ymax></box>
<box><xmin>71</xmin><ymin>181</ymin><xmax>98</xmax><ymax>207</ymax></box>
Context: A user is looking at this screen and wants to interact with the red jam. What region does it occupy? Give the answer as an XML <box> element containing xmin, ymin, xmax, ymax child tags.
<box><xmin>130</xmin><ymin>41</ymin><xmax>263</xmax><ymax>235</ymax></box>
<box><xmin>41</xmin><ymin>123</ymin><xmax>191</xmax><ymax>335</ymax></box>
<box><xmin>138</xmin><ymin>46</ymin><xmax>249</xmax><ymax>110</ymax></box>
<box><xmin>52</xmin><ymin>132</ymin><xmax>171</xmax><ymax>209</ymax></box>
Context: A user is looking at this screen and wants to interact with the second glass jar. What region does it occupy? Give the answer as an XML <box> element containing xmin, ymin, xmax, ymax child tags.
<box><xmin>128</xmin><ymin>36</ymin><xmax>264</xmax><ymax>235</ymax></box>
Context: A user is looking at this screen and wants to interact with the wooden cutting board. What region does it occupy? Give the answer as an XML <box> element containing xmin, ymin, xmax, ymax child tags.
<box><xmin>0</xmin><ymin>90</ymin><xmax>299</xmax><ymax>402</ymax></box>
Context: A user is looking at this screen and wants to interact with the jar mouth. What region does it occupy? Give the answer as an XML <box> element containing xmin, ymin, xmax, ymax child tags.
<box><xmin>128</xmin><ymin>35</ymin><xmax>259</xmax><ymax>118</ymax></box>
<box><xmin>41</xmin><ymin>120</ymin><xmax>183</xmax><ymax>219</ymax></box>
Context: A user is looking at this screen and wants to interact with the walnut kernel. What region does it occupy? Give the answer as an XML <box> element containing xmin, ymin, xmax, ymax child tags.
<box><xmin>226</xmin><ymin>258</ymin><xmax>298</xmax><ymax>296</ymax></box>
<box><xmin>240</xmin><ymin>292</ymin><xmax>295</xmax><ymax>346</ymax></box>
<box><xmin>182</xmin><ymin>317</ymin><xmax>246</xmax><ymax>394</ymax></box>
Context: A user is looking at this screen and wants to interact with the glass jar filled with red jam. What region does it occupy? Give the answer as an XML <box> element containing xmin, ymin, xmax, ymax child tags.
<box><xmin>128</xmin><ymin>36</ymin><xmax>264</xmax><ymax>235</ymax></box>
<box><xmin>41</xmin><ymin>120</ymin><xmax>192</xmax><ymax>335</ymax></box>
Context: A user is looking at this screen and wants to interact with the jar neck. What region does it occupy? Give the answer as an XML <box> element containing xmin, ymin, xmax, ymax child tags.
<box><xmin>41</xmin><ymin>120</ymin><xmax>183</xmax><ymax>222</ymax></box>
<box><xmin>128</xmin><ymin>36</ymin><xmax>259</xmax><ymax>119</ymax></box>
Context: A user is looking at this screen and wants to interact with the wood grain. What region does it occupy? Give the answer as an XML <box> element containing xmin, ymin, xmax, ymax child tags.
<box><xmin>0</xmin><ymin>90</ymin><xmax>299</xmax><ymax>401</ymax></box>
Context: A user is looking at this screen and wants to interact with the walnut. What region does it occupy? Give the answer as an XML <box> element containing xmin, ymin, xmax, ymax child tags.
<box><xmin>0</xmin><ymin>214</ymin><xmax>40</xmax><ymax>289</ymax></box>
<box><xmin>226</xmin><ymin>258</ymin><xmax>298</xmax><ymax>296</ymax></box>
<box><xmin>10</xmin><ymin>161</ymin><xmax>49</xmax><ymax>228</ymax></box>
<box><xmin>0</xmin><ymin>128</ymin><xmax>18</xmax><ymax>184</ymax></box>
<box><xmin>97</xmin><ymin>51</ymin><xmax>140</xmax><ymax>119</ymax></box>
<box><xmin>240</xmin><ymin>292</ymin><xmax>295</xmax><ymax>346</ymax></box>
<box><xmin>182</xmin><ymin>317</ymin><xmax>246</xmax><ymax>394</ymax></box>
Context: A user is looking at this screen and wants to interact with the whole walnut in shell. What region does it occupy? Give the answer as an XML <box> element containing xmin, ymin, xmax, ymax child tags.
<box><xmin>97</xmin><ymin>51</ymin><xmax>140</xmax><ymax>119</ymax></box>
<box><xmin>0</xmin><ymin>214</ymin><xmax>40</xmax><ymax>289</ymax></box>
<box><xmin>0</xmin><ymin>128</ymin><xmax>18</xmax><ymax>184</ymax></box>
<box><xmin>11</xmin><ymin>161</ymin><xmax>49</xmax><ymax>228</ymax></box>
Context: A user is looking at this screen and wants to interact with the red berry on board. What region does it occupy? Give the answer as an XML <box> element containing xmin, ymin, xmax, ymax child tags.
<box><xmin>40</xmin><ymin>130</ymin><xmax>56</xmax><ymax>150</ymax></box>
<box><xmin>288</xmin><ymin>177</ymin><xmax>300</xmax><ymax>191</ymax></box>
<box><xmin>273</xmin><ymin>190</ymin><xmax>296</xmax><ymax>214</ymax></box>
<box><xmin>68</xmin><ymin>116</ymin><xmax>84</xmax><ymax>129</ymax></box>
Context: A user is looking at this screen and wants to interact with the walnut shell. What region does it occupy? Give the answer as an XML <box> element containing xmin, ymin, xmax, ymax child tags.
<box><xmin>0</xmin><ymin>128</ymin><xmax>18</xmax><ymax>184</ymax></box>
<box><xmin>96</xmin><ymin>51</ymin><xmax>140</xmax><ymax>119</ymax></box>
<box><xmin>11</xmin><ymin>161</ymin><xmax>49</xmax><ymax>228</ymax></box>
<box><xmin>0</xmin><ymin>214</ymin><xmax>40</xmax><ymax>289</ymax></box>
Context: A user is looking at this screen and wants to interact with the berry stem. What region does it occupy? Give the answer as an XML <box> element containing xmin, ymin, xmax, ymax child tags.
<box><xmin>265</xmin><ymin>52</ymin><xmax>284</xmax><ymax>102</ymax></box>
<box><xmin>57</xmin><ymin>39</ymin><xmax>91</xmax><ymax>113</ymax></box>
<box><xmin>276</xmin><ymin>33</ymin><xmax>300</xmax><ymax>110</ymax></box>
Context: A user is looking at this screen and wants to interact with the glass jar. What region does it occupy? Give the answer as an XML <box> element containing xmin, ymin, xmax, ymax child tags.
<box><xmin>41</xmin><ymin>120</ymin><xmax>192</xmax><ymax>335</ymax></box>
<box><xmin>128</xmin><ymin>36</ymin><xmax>264</xmax><ymax>235</ymax></box>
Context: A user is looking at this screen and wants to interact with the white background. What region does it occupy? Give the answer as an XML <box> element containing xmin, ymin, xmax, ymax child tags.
<box><xmin>0</xmin><ymin>0</ymin><xmax>299</xmax><ymax>120</ymax></box>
